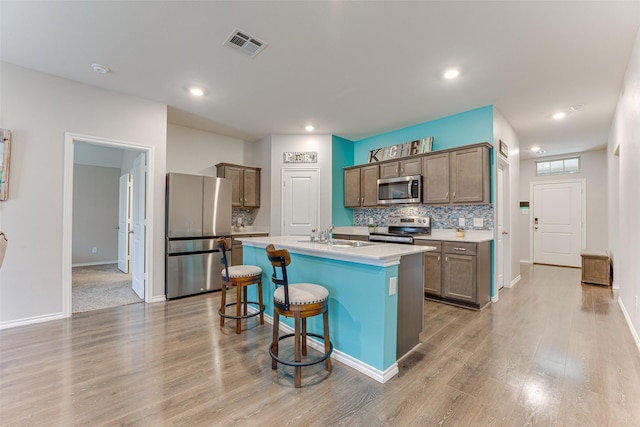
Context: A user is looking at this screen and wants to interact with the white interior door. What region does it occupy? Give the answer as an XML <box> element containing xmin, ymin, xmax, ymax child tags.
<box><xmin>131</xmin><ymin>154</ymin><xmax>146</xmax><ymax>299</ymax></box>
<box><xmin>117</xmin><ymin>173</ymin><xmax>132</xmax><ymax>273</ymax></box>
<box><xmin>533</xmin><ymin>181</ymin><xmax>583</xmax><ymax>267</ymax></box>
<box><xmin>282</xmin><ymin>168</ymin><xmax>319</xmax><ymax>236</ymax></box>
<box><xmin>496</xmin><ymin>165</ymin><xmax>505</xmax><ymax>290</ymax></box>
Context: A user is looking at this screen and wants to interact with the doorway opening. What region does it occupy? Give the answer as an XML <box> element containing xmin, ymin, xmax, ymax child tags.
<box><xmin>62</xmin><ymin>133</ymin><xmax>153</xmax><ymax>317</ymax></box>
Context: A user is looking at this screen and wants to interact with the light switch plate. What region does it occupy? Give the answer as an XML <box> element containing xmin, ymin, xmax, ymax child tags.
<box><xmin>473</xmin><ymin>218</ymin><xmax>483</xmax><ymax>227</ymax></box>
<box><xmin>389</xmin><ymin>277</ymin><xmax>397</xmax><ymax>295</ymax></box>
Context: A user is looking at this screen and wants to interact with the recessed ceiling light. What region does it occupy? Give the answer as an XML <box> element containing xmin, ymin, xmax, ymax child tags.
<box><xmin>91</xmin><ymin>63</ymin><xmax>110</xmax><ymax>74</ymax></box>
<box><xmin>443</xmin><ymin>68</ymin><xmax>460</xmax><ymax>79</ymax></box>
<box><xmin>552</xmin><ymin>112</ymin><xmax>566</xmax><ymax>120</ymax></box>
<box><xmin>305</xmin><ymin>125</ymin><xmax>315</xmax><ymax>132</ymax></box>
<box><xmin>536</xmin><ymin>150</ymin><xmax>547</xmax><ymax>155</ymax></box>
<box><xmin>530</xmin><ymin>146</ymin><xmax>540</xmax><ymax>152</ymax></box>
<box><xmin>189</xmin><ymin>87</ymin><xmax>205</xmax><ymax>97</ymax></box>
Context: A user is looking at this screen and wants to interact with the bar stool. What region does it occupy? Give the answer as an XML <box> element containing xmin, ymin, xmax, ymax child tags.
<box><xmin>265</xmin><ymin>244</ymin><xmax>333</xmax><ymax>388</ymax></box>
<box><xmin>218</xmin><ymin>237</ymin><xmax>264</xmax><ymax>334</ymax></box>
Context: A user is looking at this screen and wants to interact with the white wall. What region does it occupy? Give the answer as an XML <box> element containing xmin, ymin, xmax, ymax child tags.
<box><xmin>0</xmin><ymin>62</ymin><xmax>167</xmax><ymax>326</ymax></box>
<box><xmin>608</xmin><ymin>26</ymin><xmax>640</xmax><ymax>345</ymax></box>
<box><xmin>72</xmin><ymin>164</ymin><xmax>120</xmax><ymax>265</ymax></box>
<box><xmin>166</xmin><ymin>124</ymin><xmax>256</xmax><ymax>175</ymax></box>
<box><xmin>493</xmin><ymin>108</ymin><xmax>521</xmax><ymax>285</ymax></box>
<box><xmin>260</xmin><ymin>134</ymin><xmax>333</xmax><ymax>236</ymax></box>
<box><xmin>518</xmin><ymin>149</ymin><xmax>608</xmax><ymax>263</ymax></box>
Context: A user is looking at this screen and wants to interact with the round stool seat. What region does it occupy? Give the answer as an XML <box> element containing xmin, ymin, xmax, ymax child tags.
<box><xmin>274</xmin><ymin>283</ymin><xmax>329</xmax><ymax>305</ymax></box>
<box><xmin>221</xmin><ymin>265</ymin><xmax>262</xmax><ymax>279</ymax></box>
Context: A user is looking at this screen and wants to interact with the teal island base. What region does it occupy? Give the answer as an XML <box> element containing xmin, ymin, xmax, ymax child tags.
<box><xmin>241</xmin><ymin>236</ymin><xmax>433</xmax><ymax>383</ymax></box>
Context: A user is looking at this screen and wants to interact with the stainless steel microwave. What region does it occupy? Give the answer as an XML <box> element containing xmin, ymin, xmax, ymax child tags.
<box><xmin>377</xmin><ymin>175</ymin><xmax>422</xmax><ymax>205</ymax></box>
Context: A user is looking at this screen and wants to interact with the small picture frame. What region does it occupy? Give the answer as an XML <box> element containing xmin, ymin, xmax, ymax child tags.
<box><xmin>0</xmin><ymin>128</ymin><xmax>11</xmax><ymax>201</ymax></box>
<box><xmin>499</xmin><ymin>140</ymin><xmax>509</xmax><ymax>158</ymax></box>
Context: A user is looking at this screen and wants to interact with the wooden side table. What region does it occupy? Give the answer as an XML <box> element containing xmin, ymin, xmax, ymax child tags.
<box><xmin>580</xmin><ymin>249</ymin><xmax>610</xmax><ymax>286</ymax></box>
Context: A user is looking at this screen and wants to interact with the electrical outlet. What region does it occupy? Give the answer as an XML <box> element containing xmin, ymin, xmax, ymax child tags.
<box><xmin>458</xmin><ymin>218</ymin><xmax>465</xmax><ymax>227</ymax></box>
<box><xmin>91</xmin><ymin>247</ymin><xmax>97</xmax><ymax>254</ymax></box>
<box><xmin>473</xmin><ymin>218</ymin><xmax>483</xmax><ymax>227</ymax></box>
<box><xmin>389</xmin><ymin>277</ymin><xmax>397</xmax><ymax>296</ymax></box>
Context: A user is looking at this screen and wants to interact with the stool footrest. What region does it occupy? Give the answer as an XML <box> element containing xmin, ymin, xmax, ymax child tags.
<box><xmin>269</xmin><ymin>332</ymin><xmax>333</xmax><ymax>368</ymax></box>
<box><xmin>218</xmin><ymin>302</ymin><xmax>265</xmax><ymax>320</ymax></box>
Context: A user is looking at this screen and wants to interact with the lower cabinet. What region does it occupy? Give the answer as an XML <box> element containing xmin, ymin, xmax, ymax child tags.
<box><xmin>416</xmin><ymin>239</ymin><xmax>491</xmax><ymax>310</ymax></box>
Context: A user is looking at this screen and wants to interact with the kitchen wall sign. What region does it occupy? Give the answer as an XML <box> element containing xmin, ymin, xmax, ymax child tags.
<box><xmin>0</xmin><ymin>128</ymin><xmax>12</xmax><ymax>201</ymax></box>
<box><xmin>368</xmin><ymin>136</ymin><xmax>433</xmax><ymax>163</ymax></box>
<box><xmin>283</xmin><ymin>151</ymin><xmax>317</xmax><ymax>163</ymax></box>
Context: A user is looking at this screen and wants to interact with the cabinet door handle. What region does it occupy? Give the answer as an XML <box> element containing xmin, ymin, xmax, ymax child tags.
<box><xmin>445</xmin><ymin>256</ymin><xmax>448</xmax><ymax>262</ymax></box>
<box><xmin>445</xmin><ymin>192</ymin><xmax>449</xmax><ymax>198</ymax></box>
<box><xmin>437</xmin><ymin>255</ymin><xmax>441</xmax><ymax>263</ymax></box>
<box><xmin>453</xmin><ymin>247</ymin><xmax>467</xmax><ymax>251</ymax></box>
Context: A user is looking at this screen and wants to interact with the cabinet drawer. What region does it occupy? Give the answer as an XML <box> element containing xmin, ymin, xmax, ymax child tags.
<box><xmin>444</xmin><ymin>242</ymin><xmax>477</xmax><ymax>255</ymax></box>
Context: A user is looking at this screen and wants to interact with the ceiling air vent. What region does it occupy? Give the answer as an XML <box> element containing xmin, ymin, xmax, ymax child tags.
<box><xmin>224</xmin><ymin>29</ymin><xmax>267</xmax><ymax>58</ymax></box>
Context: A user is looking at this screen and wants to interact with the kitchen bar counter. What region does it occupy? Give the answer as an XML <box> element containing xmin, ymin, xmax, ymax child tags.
<box><xmin>240</xmin><ymin>236</ymin><xmax>435</xmax><ymax>383</ymax></box>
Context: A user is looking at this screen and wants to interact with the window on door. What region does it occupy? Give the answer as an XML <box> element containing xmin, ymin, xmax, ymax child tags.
<box><xmin>536</xmin><ymin>157</ymin><xmax>580</xmax><ymax>176</ymax></box>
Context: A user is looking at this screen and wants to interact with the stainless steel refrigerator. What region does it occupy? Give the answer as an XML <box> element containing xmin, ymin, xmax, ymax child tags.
<box><xmin>165</xmin><ymin>173</ymin><xmax>232</xmax><ymax>299</ymax></box>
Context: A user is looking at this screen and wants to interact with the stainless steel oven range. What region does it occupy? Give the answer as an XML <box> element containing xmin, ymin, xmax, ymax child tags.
<box><xmin>368</xmin><ymin>216</ymin><xmax>431</xmax><ymax>244</ymax></box>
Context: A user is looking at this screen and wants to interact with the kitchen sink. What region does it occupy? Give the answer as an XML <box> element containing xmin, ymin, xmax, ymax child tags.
<box><xmin>298</xmin><ymin>239</ymin><xmax>375</xmax><ymax>248</ymax></box>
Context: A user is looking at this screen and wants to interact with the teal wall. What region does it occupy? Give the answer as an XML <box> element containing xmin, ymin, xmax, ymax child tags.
<box><xmin>331</xmin><ymin>135</ymin><xmax>355</xmax><ymax>226</ymax></box>
<box><xmin>353</xmin><ymin>105</ymin><xmax>494</xmax><ymax>164</ymax></box>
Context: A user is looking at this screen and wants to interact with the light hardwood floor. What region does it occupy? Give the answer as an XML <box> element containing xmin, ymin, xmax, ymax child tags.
<box><xmin>1</xmin><ymin>263</ymin><xmax>639</xmax><ymax>426</ymax></box>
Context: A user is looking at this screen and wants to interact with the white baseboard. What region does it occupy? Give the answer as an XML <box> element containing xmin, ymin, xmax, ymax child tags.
<box><xmin>618</xmin><ymin>296</ymin><xmax>640</xmax><ymax>354</ymax></box>
<box><xmin>247</xmin><ymin>307</ymin><xmax>398</xmax><ymax>383</ymax></box>
<box><xmin>492</xmin><ymin>295</ymin><xmax>499</xmax><ymax>303</ymax></box>
<box><xmin>520</xmin><ymin>260</ymin><xmax>532</xmax><ymax>264</ymax></box>
<box><xmin>149</xmin><ymin>295</ymin><xmax>167</xmax><ymax>303</ymax></box>
<box><xmin>0</xmin><ymin>312</ymin><xmax>64</xmax><ymax>330</ymax></box>
<box><xmin>72</xmin><ymin>261</ymin><xmax>119</xmax><ymax>267</ymax></box>
<box><xmin>612</xmin><ymin>281</ymin><xmax>620</xmax><ymax>290</ymax></box>
<box><xmin>506</xmin><ymin>274</ymin><xmax>521</xmax><ymax>289</ymax></box>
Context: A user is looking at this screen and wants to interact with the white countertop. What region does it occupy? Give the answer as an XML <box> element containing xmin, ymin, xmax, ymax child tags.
<box><xmin>231</xmin><ymin>226</ymin><xmax>270</xmax><ymax>236</ymax></box>
<box><xmin>240</xmin><ymin>235</ymin><xmax>436</xmax><ymax>267</ymax></box>
<box><xmin>415</xmin><ymin>229</ymin><xmax>494</xmax><ymax>243</ymax></box>
<box><xmin>334</xmin><ymin>226</ymin><xmax>493</xmax><ymax>242</ymax></box>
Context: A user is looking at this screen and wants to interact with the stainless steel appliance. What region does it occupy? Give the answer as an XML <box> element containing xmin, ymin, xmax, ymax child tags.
<box><xmin>165</xmin><ymin>173</ymin><xmax>232</xmax><ymax>299</ymax></box>
<box><xmin>377</xmin><ymin>175</ymin><xmax>422</xmax><ymax>205</ymax></box>
<box><xmin>369</xmin><ymin>216</ymin><xmax>431</xmax><ymax>244</ymax></box>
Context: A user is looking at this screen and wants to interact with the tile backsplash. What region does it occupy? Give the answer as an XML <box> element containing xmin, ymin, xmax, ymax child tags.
<box><xmin>354</xmin><ymin>204</ymin><xmax>494</xmax><ymax>230</ymax></box>
<box><xmin>232</xmin><ymin>208</ymin><xmax>257</xmax><ymax>226</ymax></box>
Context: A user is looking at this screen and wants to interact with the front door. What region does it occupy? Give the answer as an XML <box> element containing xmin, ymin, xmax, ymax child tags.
<box><xmin>532</xmin><ymin>180</ymin><xmax>583</xmax><ymax>267</ymax></box>
<box><xmin>282</xmin><ymin>168</ymin><xmax>319</xmax><ymax>236</ymax></box>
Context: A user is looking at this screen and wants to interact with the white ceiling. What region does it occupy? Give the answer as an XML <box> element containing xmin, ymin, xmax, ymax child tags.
<box><xmin>2</xmin><ymin>1</ymin><xmax>639</xmax><ymax>159</ymax></box>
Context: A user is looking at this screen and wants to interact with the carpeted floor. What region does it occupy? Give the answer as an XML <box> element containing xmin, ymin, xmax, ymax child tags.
<box><xmin>72</xmin><ymin>263</ymin><xmax>143</xmax><ymax>313</ymax></box>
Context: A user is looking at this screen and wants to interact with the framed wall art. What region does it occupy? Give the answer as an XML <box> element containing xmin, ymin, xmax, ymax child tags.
<box><xmin>0</xmin><ymin>128</ymin><xmax>12</xmax><ymax>201</ymax></box>
<box><xmin>499</xmin><ymin>139</ymin><xmax>509</xmax><ymax>158</ymax></box>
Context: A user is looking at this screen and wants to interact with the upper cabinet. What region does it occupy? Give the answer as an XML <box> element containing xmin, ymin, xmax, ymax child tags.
<box><xmin>422</xmin><ymin>152</ymin><xmax>450</xmax><ymax>204</ymax></box>
<box><xmin>344</xmin><ymin>164</ymin><xmax>379</xmax><ymax>208</ymax></box>
<box><xmin>216</xmin><ymin>163</ymin><xmax>261</xmax><ymax>208</ymax></box>
<box><xmin>343</xmin><ymin>142</ymin><xmax>491</xmax><ymax>207</ymax></box>
<box><xmin>379</xmin><ymin>158</ymin><xmax>422</xmax><ymax>179</ymax></box>
<box><xmin>449</xmin><ymin>145</ymin><xmax>490</xmax><ymax>204</ymax></box>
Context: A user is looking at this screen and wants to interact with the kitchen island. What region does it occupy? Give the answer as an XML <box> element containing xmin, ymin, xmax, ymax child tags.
<box><xmin>239</xmin><ymin>235</ymin><xmax>435</xmax><ymax>383</ymax></box>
